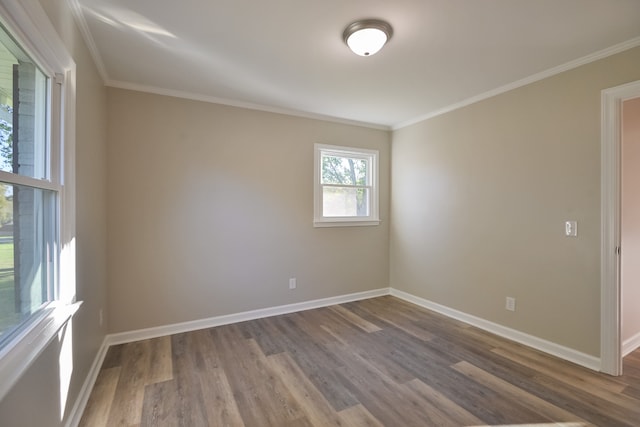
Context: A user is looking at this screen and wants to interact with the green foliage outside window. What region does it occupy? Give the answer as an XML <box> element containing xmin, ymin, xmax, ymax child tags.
<box><xmin>321</xmin><ymin>154</ymin><xmax>368</xmax><ymax>216</ymax></box>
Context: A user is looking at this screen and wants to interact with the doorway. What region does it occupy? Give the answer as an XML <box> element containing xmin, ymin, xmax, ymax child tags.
<box><xmin>621</xmin><ymin>97</ymin><xmax>640</xmax><ymax>359</ymax></box>
<box><xmin>601</xmin><ymin>80</ymin><xmax>640</xmax><ymax>376</ymax></box>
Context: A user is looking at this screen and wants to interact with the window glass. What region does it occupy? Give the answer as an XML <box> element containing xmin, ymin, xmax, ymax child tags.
<box><xmin>0</xmin><ymin>30</ymin><xmax>48</xmax><ymax>180</ymax></box>
<box><xmin>0</xmin><ymin>184</ymin><xmax>56</xmax><ymax>345</ymax></box>
<box><xmin>321</xmin><ymin>155</ymin><xmax>368</xmax><ymax>186</ymax></box>
<box><xmin>322</xmin><ymin>187</ymin><xmax>370</xmax><ymax>217</ymax></box>
<box><xmin>0</xmin><ymin>23</ymin><xmax>56</xmax><ymax>350</ymax></box>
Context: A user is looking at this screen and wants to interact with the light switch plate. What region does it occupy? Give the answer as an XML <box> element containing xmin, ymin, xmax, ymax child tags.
<box><xmin>506</xmin><ymin>297</ymin><xmax>516</xmax><ymax>312</ymax></box>
<box><xmin>565</xmin><ymin>221</ymin><xmax>577</xmax><ymax>237</ymax></box>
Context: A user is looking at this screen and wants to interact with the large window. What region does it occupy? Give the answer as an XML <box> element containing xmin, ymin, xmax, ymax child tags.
<box><xmin>0</xmin><ymin>0</ymin><xmax>76</xmax><ymax>402</ymax></box>
<box><xmin>314</xmin><ymin>144</ymin><xmax>379</xmax><ymax>227</ymax></box>
<box><xmin>0</xmin><ymin>21</ymin><xmax>58</xmax><ymax>349</ymax></box>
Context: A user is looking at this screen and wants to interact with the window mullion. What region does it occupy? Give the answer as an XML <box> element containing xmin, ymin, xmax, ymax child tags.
<box><xmin>0</xmin><ymin>170</ymin><xmax>61</xmax><ymax>191</ymax></box>
<box><xmin>321</xmin><ymin>183</ymin><xmax>370</xmax><ymax>189</ymax></box>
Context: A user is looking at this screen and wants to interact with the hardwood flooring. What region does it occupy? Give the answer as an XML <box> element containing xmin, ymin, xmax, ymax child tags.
<box><xmin>79</xmin><ymin>296</ymin><xmax>640</xmax><ymax>426</ymax></box>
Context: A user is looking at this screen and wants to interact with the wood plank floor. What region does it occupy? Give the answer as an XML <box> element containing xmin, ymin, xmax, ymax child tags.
<box><xmin>79</xmin><ymin>296</ymin><xmax>640</xmax><ymax>426</ymax></box>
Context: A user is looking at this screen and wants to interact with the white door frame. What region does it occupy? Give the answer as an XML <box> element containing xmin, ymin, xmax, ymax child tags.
<box><xmin>600</xmin><ymin>80</ymin><xmax>640</xmax><ymax>375</ymax></box>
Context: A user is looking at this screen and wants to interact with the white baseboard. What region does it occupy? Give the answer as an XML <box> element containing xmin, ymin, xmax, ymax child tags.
<box><xmin>65</xmin><ymin>336</ymin><xmax>110</xmax><ymax>427</ymax></box>
<box><xmin>623</xmin><ymin>331</ymin><xmax>640</xmax><ymax>357</ymax></box>
<box><xmin>68</xmin><ymin>285</ymin><xmax>610</xmax><ymax>425</ymax></box>
<box><xmin>107</xmin><ymin>287</ymin><xmax>391</xmax><ymax>346</ymax></box>
<box><xmin>64</xmin><ymin>287</ymin><xmax>390</xmax><ymax>426</ymax></box>
<box><xmin>390</xmin><ymin>288</ymin><xmax>601</xmax><ymax>372</ymax></box>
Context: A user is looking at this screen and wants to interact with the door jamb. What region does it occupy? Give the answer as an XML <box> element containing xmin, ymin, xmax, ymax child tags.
<box><xmin>601</xmin><ymin>80</ymin><xmax>640</xmax><ymax>375</ymax></box>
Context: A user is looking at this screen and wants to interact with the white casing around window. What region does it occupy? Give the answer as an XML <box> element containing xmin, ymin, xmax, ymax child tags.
<box><xmin>314</xmin><ymin>143</ymin><xmax>380</xmax><ymax>227</ymax></box>
<box><xmin>0</xmin><ymin>0</ymin><xmax>77</xmax><ymax>402</ymax></box>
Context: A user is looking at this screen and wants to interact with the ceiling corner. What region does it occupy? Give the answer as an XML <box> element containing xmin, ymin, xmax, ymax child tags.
<box><xmin>65</xmin><ymin>0</ymin><xmax>109</xmax><ymax>83</ymax></box>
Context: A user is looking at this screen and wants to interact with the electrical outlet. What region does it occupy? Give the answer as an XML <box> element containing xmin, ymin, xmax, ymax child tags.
<box><xmin>289</xmin><ymin>277</ymin><xmax>297</xmax><ymax>290</ymax></box>
<box><xmin>506</xmin><ymin>297</ymin><xmax>516</xmax><ymax>312</ymax></box>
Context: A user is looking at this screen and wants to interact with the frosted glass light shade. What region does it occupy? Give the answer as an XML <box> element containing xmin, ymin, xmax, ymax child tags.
<box><xmin>346</xmin><ymin>28</ymin><xmax>387</xmax><ymax>56</ymax></box>
<box><xmin>343</xmin><ymin>19</ymin><xmax>393</xmax><ymax>57</ymax></box>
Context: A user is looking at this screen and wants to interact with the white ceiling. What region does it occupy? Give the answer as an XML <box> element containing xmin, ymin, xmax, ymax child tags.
<box><xmin>71</xmin><ymin>0</ymin><xmax>640</xmax><ymax>129</ymax></box>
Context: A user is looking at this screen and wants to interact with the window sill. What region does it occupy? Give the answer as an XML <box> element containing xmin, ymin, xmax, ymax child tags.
<box><xmin>314</xmin><ymin>219</ymin><xmax>381</xmax><ymax>228</ymax></box>
<box><xmin>0</xmin><ymin>301</ymin><xmax>82</xmax><ymax>401</ymax></box>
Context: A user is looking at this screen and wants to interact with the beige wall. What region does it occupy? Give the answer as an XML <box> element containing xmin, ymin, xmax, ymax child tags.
<box><xmin>622</xmin><ymin>97</ymin><xmax>640</xmax><ymax>346</ymax></box>
<box><xmin>391</xmin><ymin>47</ymin><xmax>640</xmax><ymax>357</ymax></box>
<box><xmin>0</xmin><ymin>0</ymin><xmax>108</xmax><ymax>425</ymax></box>
<box><xmin>106</xmin><ymin>88</ymin><xmax>390</xmax><ymax>333</ymax></box>
<box><xmin>0</xmin><ymin>3</ymin><xmax>636</xmax><ymax>422</ymax></box>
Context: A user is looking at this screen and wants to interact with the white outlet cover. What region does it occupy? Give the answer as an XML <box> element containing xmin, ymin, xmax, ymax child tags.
<box><xmin>565</xmin><ymin>221</ymin><xmax>577</xmax><ymax>237</ymax></box>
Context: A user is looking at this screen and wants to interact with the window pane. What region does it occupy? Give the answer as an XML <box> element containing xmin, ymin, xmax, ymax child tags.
<box><xmin>0</xmin><ymin>25</ymin><xmax>48</xmax><ymax>180</ymax></box>
<box><xmin>321</xmin><ymin>155</ymin><xmax>367</xmax><ymax>186</ymax></box>
<box><xmin>322</xmin><ymin>186</ymin><xmax>369</xmax><ymax>217</ymax></box>
<box><xmin>0</xmin><ymin>183</ymin><xmax>55</xmax><ymax>345</ymax></box>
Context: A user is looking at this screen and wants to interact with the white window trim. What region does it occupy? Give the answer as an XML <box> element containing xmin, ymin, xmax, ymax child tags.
<box><xmin>314</xmin><ymin>143</ymin><xmax>380</xmax><ymax>227</ymax></box>
<box><xmin>0</xmin><ymin>0</ymin><xmax>77</xmax><ymax>401</ymax></box>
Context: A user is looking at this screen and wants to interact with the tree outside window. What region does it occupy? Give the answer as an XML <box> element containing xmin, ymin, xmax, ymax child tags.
<box><xmin>314</xmin><ymin>144</ymin><xmax>379</xmax><ymax>227</ymax></box>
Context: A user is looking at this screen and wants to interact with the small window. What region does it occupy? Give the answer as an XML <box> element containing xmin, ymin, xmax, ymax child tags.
<box><xmin>314</xmin><ymin>144</ymin><xmax>379</xmax><ymax>227</ymax></box>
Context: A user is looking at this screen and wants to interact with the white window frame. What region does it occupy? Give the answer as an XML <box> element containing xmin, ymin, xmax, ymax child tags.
<box><xmin>314</xmin><ymin>143</ymin><xmax>380</xmax><ymax>227</ymax></box>
<box><xmin>0</xmin><ymin>0</ymin><xmax>77</xmax><ymax>401</ymax></box>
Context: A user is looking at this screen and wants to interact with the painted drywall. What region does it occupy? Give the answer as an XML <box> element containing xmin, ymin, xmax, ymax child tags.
<box><xmin>0</xmin><ymin>0</ymin><xmax>108</xmax><ymax>425</ymax></box>
<box><xmin>106</xmin><ymin>88</ymin><xmax>390</xmax><ymax>333</ymax></box>
<box><xmin>391</xmin><ymin>46</ymin><xmax>640</xmax><ymax>357</ymax></box>
<box><xmin>622</xmin><ymin>97</ymin><xmax>640</xmax><ymax>348</ymax></box>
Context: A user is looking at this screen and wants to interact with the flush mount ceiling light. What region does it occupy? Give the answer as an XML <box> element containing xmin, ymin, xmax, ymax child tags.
<box><xmin>343</xmin><ymin>19</ymin><xmax>393</xmax><ymax>57</ymax></box>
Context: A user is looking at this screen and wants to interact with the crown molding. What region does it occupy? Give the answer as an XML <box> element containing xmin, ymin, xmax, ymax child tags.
<box><xmin>66</xmin><ymin>0</ymin><xmax>109</xmax><ymax>82</ymax></box>
<box><xmin>393</xmin><ymin>36</ymin><xmax>640</xmax><ymax>130</ymax></box>
<box><xmin>106</xmin><ymin>79</ymin><xmax>391</xmax><ymax>131</ymax></box>
<box><xmin>61</xmin><ymin>1</ymin><xmax>640</xmax><ymax>133</ymax></box>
